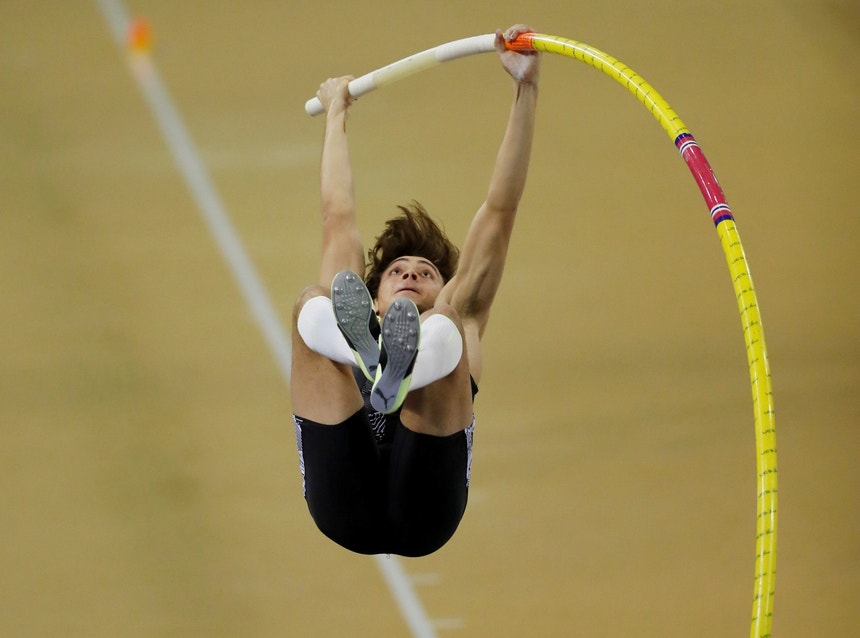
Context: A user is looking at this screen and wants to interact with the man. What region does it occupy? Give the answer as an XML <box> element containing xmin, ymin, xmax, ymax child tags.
<box><xmin>292</xmin><ymin>25</ymin><xmax>540</xmax><ymax>556</ymax></box>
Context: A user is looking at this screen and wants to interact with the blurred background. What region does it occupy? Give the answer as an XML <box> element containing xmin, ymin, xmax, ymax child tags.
<box><xmin>1</xmin><ymin>1</ymin><xmax>857</xmax><ymax>636</ymax></box>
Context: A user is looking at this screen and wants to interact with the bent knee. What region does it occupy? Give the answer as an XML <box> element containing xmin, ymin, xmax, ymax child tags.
<box><xmin>293</xmin><ymin>285</ymin><xmax>329</xmax><ymax>319</ymax></box>
<box><xmin>424</xmin><ymin>302</ymin><xmax>463</xmax><ymax>328</ymax></box>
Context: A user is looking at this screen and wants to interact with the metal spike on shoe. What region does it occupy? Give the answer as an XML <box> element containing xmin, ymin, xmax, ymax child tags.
<box><xmin>331</xmin><ymin>270</ymin><xmax>381</xmax><ymax>381</ymax></box>
<box><xmin>371</xmin><ymin>297</ymin><xmax>420</xmax><ymax>414</ymax></box>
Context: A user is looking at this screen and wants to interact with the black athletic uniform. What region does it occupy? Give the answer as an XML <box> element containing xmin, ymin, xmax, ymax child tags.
<box><xmin>293</xmin><ymin>371</ymin><xmax>476</xmax><ymax>557</ymax></box>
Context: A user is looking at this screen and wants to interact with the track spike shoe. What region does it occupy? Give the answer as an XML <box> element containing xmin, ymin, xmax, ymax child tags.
<box><xmin>331</xmin><ymin>270</ymin><xmax>381</xmax><ymax>381</ymax></box>
<box><xmin>371</xmin><ymin>297</ymin><xmax>420</xmax><ymax>414</ymax></box>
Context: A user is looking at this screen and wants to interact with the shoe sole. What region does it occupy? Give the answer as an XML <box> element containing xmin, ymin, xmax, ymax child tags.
<box><xmin>371</xmin><ymin>298</ymin><xmax>420</xmax><ymax>414</ymax></box>
<box><xmin>331</xmin><ymin>271</ymin><xmax>379</xmax><ymax>381</ymax></box>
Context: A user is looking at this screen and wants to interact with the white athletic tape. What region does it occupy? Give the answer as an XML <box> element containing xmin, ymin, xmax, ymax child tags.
<box><xmin>304</xmin><ymin>34</ymin><xmax>496</xmax><ymax>116</ymax></box>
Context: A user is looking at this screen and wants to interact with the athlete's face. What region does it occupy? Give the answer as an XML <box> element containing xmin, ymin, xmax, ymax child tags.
<box><xmin>374</xmin><ymin>255</ymin><xmax>444</xmax><ymax>316</ymax></box>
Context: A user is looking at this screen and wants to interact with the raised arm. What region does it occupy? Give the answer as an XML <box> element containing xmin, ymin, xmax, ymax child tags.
<box><xmin>316</xmin><ymin>77</ymin><xmax>366</xmax><ymax>287</ymax></box>
<box><xmin>439</xmin><ymin>26</ymin><xmax>540</xmax><ymax>336</ymax></box>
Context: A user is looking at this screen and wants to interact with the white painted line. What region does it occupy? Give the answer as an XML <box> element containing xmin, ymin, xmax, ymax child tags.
<box><xmin>375</xmin><ymin>555</ymin><xmax>439</xmax><ymax>638</ymax></box>
<box><xmin>96</xmin><ymin>0</ymin><xmax>292</xmax><ymax>385</ymax></box>
<box><xmin>432</xmin><ymin>618</ymin><xmax>465</xmax><ymax>631</ymax></box>
<box><xmin>410</xmin><ymin>572</ymin><xmax>443</xmax><ymax>586</ymax></box>
<box><xmin>94</xmin><ymin>2</ymin><xmax>438</xmax><ymax>636</ymax></box>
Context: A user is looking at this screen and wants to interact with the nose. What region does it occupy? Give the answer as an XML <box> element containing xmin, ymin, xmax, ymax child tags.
<box><xmin>401</xmin><ymin>269</ymin><xmax>417</xmax><ymax>280</ymax></box>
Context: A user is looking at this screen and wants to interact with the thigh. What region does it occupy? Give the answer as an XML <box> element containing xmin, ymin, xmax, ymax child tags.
<box><xmin>290</xmin><ymin>286</ymin><xmax>364</xmax><ymax>424</ymax></box>
<box><xmin>386</xmin><ymin>418</ymin><xmax>475</xmax><ymax>557</ymax></box>
<box><xmin>399</xmin><ymin>304</ymin><xmax>473</xmax><ymax>437</ymax></box>
<box><xmin>294</xmin><ymin>410</ymin><xmax>388</xmax><ymax>554</ymax></box>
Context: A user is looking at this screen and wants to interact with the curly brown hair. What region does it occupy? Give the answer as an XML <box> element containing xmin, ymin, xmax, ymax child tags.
<box><xmin>364</xmin><ymin>201</ymin><xmax>459</xmax><ymax>299</ymax></box>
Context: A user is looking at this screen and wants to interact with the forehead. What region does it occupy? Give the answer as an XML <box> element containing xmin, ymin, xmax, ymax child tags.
<box><xmin>387</xmin><ymin>256</ymin><xmax>440</xmax><ymax>274</ymax></box>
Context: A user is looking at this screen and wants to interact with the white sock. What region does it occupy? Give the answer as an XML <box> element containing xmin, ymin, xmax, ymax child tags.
<box><xmin>410</xmin><ymin>314</ymin><xmax>463</xmax><ymax>390</ymax></box>
<box><xmin>296</xmin><ymin>296</ymin><xmax>356</xmax><ymax>366</ymax></box>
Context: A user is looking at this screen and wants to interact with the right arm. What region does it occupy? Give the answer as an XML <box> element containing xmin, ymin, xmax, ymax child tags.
<box><xmin>316</xmin><ymin>77</ymin><xmax>366</xmax><ymax>287</ymax></box>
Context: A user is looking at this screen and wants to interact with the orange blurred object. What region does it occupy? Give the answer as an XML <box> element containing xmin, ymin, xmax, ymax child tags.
<box><xmin>127</xmin><ymin>18</ymin><xmax>153</xmax><ymax>53</ymax></box>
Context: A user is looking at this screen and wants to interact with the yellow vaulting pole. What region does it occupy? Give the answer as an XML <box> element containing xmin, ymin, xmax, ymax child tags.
<box><xmin>307</xmin><ymin>31</ymin><xmax>778</xmax><ymax>637</ymax></box>
<box><xmin>507</xmin><ymin>34</ymin><xmax>778</xmax><ymax>637</ymax></box>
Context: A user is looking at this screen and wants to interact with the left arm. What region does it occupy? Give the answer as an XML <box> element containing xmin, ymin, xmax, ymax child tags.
<box><xmin>437</xmin><ymin>25</ymin><xmax>540</xmax><ymax>377</ymax></box>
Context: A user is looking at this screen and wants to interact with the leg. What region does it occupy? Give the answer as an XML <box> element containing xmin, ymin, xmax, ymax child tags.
<box><xmin>370</xmin><ymin>300</ymin><xmax>465</xmax><ymax>415</ymax></box>
<box><xmin>295</xmin><ymin>412</ymin><xmax>388</xmax><ymax>555</ymax></box>
<box><xmin>290</xmin><ymin>285</ymin><xmax>363</xmax><ymax>424</ymax></box>
<box><xmin>399</xmin><ymin>304</ymin><xmax>473</xmax><ymax>437</ymax></box>
<box><xmin>371</xmin><ymin>297</ymin><xmax>421</xmax><ymax>414</ymax></box>
<box><xmin>386</xmin><ymin>418</ymin><xmax>474</xmax><ymax>557</ymax></box>
<box><xmin>330</xmin><ymin>270</ymin><xmax>381</xmax><ymax>381</ymax></box>
<box><xmin>409</xmin><ymin>313</ymin><xmax>464</xmax><ymax>391</ymax></box>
